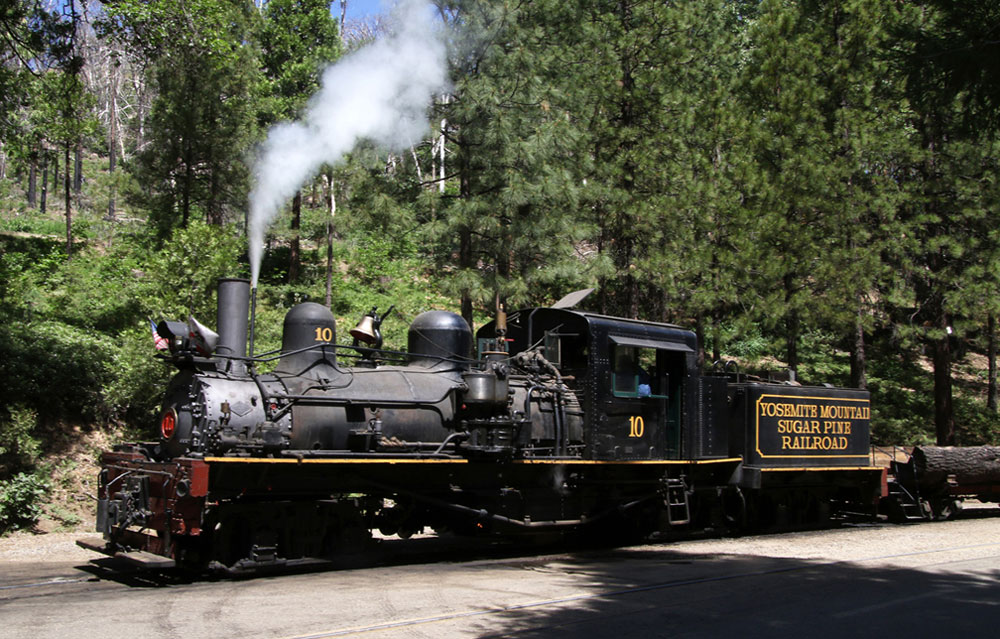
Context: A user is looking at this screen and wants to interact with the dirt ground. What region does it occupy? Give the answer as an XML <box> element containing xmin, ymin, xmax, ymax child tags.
<box><xmin>32</xmin><ymin>426</ymin><xmax>109</xmax><ymax>534</ymax></box>
<box><xmin>0</xmin><ymin>530</ymin><xmax>97</xmax><ymax>564</ymax></box>
<box><xmin>0</xmin><ymin>426</ymin><xmax>112</xmax><ymax>562</ymax></box>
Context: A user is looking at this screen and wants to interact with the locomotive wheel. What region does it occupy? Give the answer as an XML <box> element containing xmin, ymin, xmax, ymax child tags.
<box><xmin>214</xmin><ymin>513</ymin><xmax>253</xmax><ymax>569</ymax></box>
<box><xmin>721</xmin><ymin>486</ymin><xmax>748</xmax><ymax>533</ymax></box>
<box><xmin>930</xmin><ymin>497</ymin><xmax>962</xmax><ymax>521</ymax></box>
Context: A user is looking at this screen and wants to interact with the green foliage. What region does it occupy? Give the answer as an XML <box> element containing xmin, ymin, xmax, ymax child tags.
<box><xmin>99</xmin><ymin>0</ymin><xmax>254</xmax><ymax>62</ymax></box>
<box><xmin>30</xmin><ymin>63</ymin><xmax>100</xmax><ymax>151</ymax></box>
<box><xmin>0</xmin><ymin>1</ymin><xmax>74</xmax><ymax>140</ymax></box>
<box><xmin>416</xmin><ymin>0</ymin><xmax>597</xmax><ymax>323</ymax></box>
<box><xmin>716</xmin><ymin>323</ymin><xmax>770</xmax><ymax>362</ymax></box>
<box><xmin>100</xmin><ymin>222</ymin><xmax>243</xmax><ymax>428</ymax></box>
<box><xmin>0</xmin><ymin>215</ymin><xmax>68</xmax><ymax>237</ymax></box>
<box><xmin>45</xmin><ymin>503</ymin><xmax>82</xmax><ymax>530</ymax></box>
<box><xmin>898</xmin><ymin>0</ymin><xmax>1000</xmax><ymax>131</ymax></box>
<box><xmin>0</xmin><ymin>472</ymin><xmax>49</xmax><ymax>534</ymax></box>
<box><xmin>2</xmin><ymin>0</ymin><xmax>1000</xmax><ymax>473</ymax></box>
<box><xmin>0</xmin><ymin>221</ymin><xmax>243</xmax><ymax>432</ymax></box>
<box><xmin>137</xmin><ymin>221</ymin><xmax>246</xmax><ymax>320</ymax></box>
<box><xmin>105</xmin><ymin>0</ymin><xmax>262</xmax><ymax>233</ymax></box>
<box><xmin>257</xmin><ymin>0</ymin><xmax>341</xmax><ymax>125</ymax></box>
<box><xmin>864</xmin><ymin>347</ymin><xmax>934</xmax><ymax>445</ymax></box>
<box><xmin>953</xmin><ymin>397</ymin><xmax>1000</xmax><ymax>446</ymax></box>
<box><xmin>795</xmin><ymin>330</ymin><xmax>852</xmax><ymax>387</ymax></box>
<box><xmin>0</xmin><ymin>406</ymin><xmax>42</xmax><ymax>477</ymax></box>
<box><xmin>0</xmin><ymin>320</ymin><xmax>116</xmax><ymax>423</ymax></box>
<box><xmin>102</xmin><ymin>325</ymin><xmax>175</xmax><ymax>430</ymax></box>
<box><xmin>252</xmin><ymin>229</ymin><xmax>462</xmax><ymax>355</ymax></box>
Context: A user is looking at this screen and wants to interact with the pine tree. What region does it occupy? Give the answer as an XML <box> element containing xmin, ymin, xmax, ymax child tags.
<box><xmin>100</xmin><ymin>0</ymin><xmax>262</xmax><ymax>236</ymax></box>
<box><xmin>741</xmin><ymin>0</ymin><xmax>839</xmax><ymax>375</ymax></box>
<box><xmin>807</xmin><ymin>0</ymin><xmax>911</xmax><ymax>390</ymax></box>
<box><xmin>574</xmin><ymin>0</ymin><xmax>681</xmax><ymax>320</ymax></box>
<box><xmin>427</xmin><ymin>1</ymin><xmax>593</xmax><ymax>328</ymax></box>
<box><xmin>634</xmin><ymin>0</ymin><xmax>757</xmax><ymax>359</ymax></box>
<box><xmin>892</xmin><ymin>1</ymin><xmax>1000</xmax><ymax>443</ymax></box>
<box><xmin>735</xmin><ymin>0</ymin><xmax>905</xmax><ymax>385</ymax></box>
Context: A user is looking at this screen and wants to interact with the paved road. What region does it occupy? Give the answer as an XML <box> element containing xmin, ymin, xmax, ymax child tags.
<box><xmin>2</xmin><ymin>515</ymin><xmax>1000</xmax><ymax>638</ymax></box>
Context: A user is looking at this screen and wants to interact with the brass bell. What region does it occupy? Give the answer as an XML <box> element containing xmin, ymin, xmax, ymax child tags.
<box><xmin>350</xmin><ymin>315</ymin><xmax>378</xmax><ymax>344</ymax></box>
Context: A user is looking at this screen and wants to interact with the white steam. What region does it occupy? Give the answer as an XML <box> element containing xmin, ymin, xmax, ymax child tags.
<box><xmin>248</xmin><ymin>0</ymin><xmax>448</xmax><ymax>287</ymax></box>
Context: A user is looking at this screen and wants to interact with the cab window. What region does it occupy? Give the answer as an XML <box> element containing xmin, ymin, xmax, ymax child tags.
<box><xmin>612</xmin><ymin>345</ymin><xmax>668</xmax><ymax>398</ymax></box>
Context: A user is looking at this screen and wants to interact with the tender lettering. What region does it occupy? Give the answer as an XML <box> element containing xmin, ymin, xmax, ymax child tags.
<box><xmin>818</xmin><ymin>404</ymin><xmax>870</xmax><ymax>420</ymax></box>
<box><xmin>780</xmin><ymin>435</ymin><xmax>850</xmax><ymax>450</ymax></box>
<box><xmin>759</xmin><ymin>397</ymin><xmax>868</xmax><ymax>454</ymax></box>
<box><xmin>760</xmin><ymin>402</ymin><xmax>818</xmax><ymax>418</ymax></box>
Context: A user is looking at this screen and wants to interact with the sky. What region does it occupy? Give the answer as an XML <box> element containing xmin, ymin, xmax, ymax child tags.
<box><xmin>343</xmin><ymin>0</ymin><xmax>389</xmax><ymax>21</ymax></box>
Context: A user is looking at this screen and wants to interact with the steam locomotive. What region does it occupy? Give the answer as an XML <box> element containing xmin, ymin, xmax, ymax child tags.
<box><xmin>82</xmin><ymin>278</ymin><xmax>887</xmax><ymax>572</ymax></box>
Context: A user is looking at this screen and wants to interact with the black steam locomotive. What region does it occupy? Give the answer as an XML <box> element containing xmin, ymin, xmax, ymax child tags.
<box><xmin>82</xmin><ymin>279</ymin><xmax>886</xmax><ymax>571</ymax></box>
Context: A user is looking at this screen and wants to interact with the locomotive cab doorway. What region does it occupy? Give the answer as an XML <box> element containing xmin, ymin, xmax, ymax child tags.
<box><xmin>604</xmin><ymin>336</ymin><xmax>691</xmax><ymax>459</ymax></box>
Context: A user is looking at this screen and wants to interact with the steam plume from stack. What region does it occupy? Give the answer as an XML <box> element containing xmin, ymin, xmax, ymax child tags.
<box><xmin>248</xmin><ymin>0</ymin><xmax>447</xmax><ymax>287</ymax></box>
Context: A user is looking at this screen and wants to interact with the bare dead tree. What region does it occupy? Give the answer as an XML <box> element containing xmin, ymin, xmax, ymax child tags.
<box><xmin>343</xmin><ymin>15</ymin><xmax>388</xmax><ymax>50</ymax></box>
<box><xmin>324</xmin><ymin>168</ymin><xmax>336</xmax><ymax>308</ymax></box>
<box><xmin>77</xmin><ymin>9</ymin><xmax>148</xmax><ymax>220</ymax></box>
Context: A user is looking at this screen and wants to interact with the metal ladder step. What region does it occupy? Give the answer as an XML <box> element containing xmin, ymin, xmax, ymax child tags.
<box><xmin>887</xmin><ymin>482</ymin><xmax>928</xmax><ymax>521</ymax></box>
<box><xmin>663</xmin><ymin>477</ymin><xmax>690</xmax><ymax>526</ymax></box>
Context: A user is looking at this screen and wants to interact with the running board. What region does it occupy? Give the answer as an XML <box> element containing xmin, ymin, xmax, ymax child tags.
<box><xmin>76</xmin><ymin>536</ymin><xmax>176</xmax><ymax>569</ymax></box>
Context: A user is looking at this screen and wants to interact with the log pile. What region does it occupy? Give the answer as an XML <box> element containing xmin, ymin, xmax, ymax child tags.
<box><xmin>912</xmin><ymin>446</ymin><xmax>1000</xmax><ymax>487</ymax></box>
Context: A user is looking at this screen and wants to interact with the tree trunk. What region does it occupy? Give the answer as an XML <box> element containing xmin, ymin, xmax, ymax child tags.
<box><xmin>107</xmin><ymin>131</ymin><xmax>117</xmax><ymax>220</ymax></box>
<box><xmin>439</xmin><ymin>111</ymin><xmax>447</xmax><ymax>193</ymax></box>
<box><xmin>289</xmin><ymin>190</ymin><xmax>302</xmax><ymax>282</ymax></box>
<box><xmin>436</xmin><ymin>94</ymin><xmax>448</xmax><ymax>193</ymax></box>
<box><xmin>134</xmin><ymin>73</ymin><xmax>147</xmax><ymax>152</ymax></box>
<box><xmin>619</xmin><ymin>0</ymin><xmax>639</xmax><ymax>321</ymax></box>
<box><xmin>989</xmin><ymin>314</ymin><xmax>997</xmax><ymax>413</ymax></box>
<box><xmin>597</xmin><ymin>213</ymin><xmax>609</xmax><ymax>316</ymax></box>
<box><xmin>849</xmin><ymin>308</ymin><xmax>867</xmax><ymax>390</ymax></box>
<box><xmin>784</xmin><ymin>275</ymin><xmax>799</xmax><ymax>375</ymax></box>
<box><xmin>913</xmin><ymin>445</ymin><xmax>1000</xmax><ymax>487</ymax></box>
<box><xmin>64</xmin><ymin>145</ymin><xmax>73</xmax><ymax>257</ymax></box>
<box><xmin>932</xmin><ymin>320</ymin><xmax>955</xmax><ymax>446</ymax></box>
<box><xmin>206</xmin><ymin>99</ymin><xmax>221</xmax><ymax>226</ymax></box>
<box><xmin>73</xmin><ymin>143</ymin><xmax>82</xmax><ymax>193</ymax></box>
<box><xmin>695</xmin><ymin>315</ymin><xmax>706</xmax><ymax>371</ymax></box>
<box><xmin>409</xmin><ymin>146</ymin><xmax>423</xmax><ymax>183</ymax></box>
<box><xmin>458</xmin><ymin>139</ymin><xmax>474</xmax><ymax>330</ymax></box>
<box><xmin>108</xmin><ymin>52</ymin><xmax>118</xmax><ymax>220</ymax></box>
<box><xmin>325</xmin><ymin>171</ymin><xmax>335</xmax><ymax>308</ymax></box>
<box><xmin>28</xmin><ymin>161</ymin><xmax>37</xmax><ymax>208</ymax></box>
<box><xmin>460</xmin><ymin>225</ymin><xmax>473</xmax><ymax>330</ymax></box>
<box><xmin>786</xmin><ymin>315</ymin><xmax>800</xmax><ymax>377</ymax></box>
<box><xmin>626</xmin><ymin>262</ymin><xmax>639</xmax><ymax>320</ymax></box>
<box><xmin>710</xmin><ymin>250</ymin><xmax>722</xmax><ymax>364</ymax></box>
<box><xmin>919</xmin><ymin>124</ymin><xmax>954</xmax><ymax>446</ymax></box>
<box><xmin>40</xmin><ymin>155</ymin><xmax>48</xmax><ymax>214</ymax></box>
<box><xmin>711</xmin><ymin>311</ymin><xmax>721</xmax><ymax>364</ymax></box>
<box><xmin>181</xmin><ymin>139</ymin><xmax>193</xmax><ymax>228</ymax></box>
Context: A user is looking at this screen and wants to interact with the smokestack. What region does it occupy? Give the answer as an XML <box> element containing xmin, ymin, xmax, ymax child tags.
<box><xmin>216</xmin><ymin>278</ymin><xmax>250</xmax><ymax>376</ymax></box>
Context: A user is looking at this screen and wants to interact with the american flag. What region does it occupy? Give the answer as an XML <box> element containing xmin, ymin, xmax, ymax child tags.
<box><xmin>150</xmin><ymin>319</ymin><xmax>169</xmax><ymax>351</ymax></box>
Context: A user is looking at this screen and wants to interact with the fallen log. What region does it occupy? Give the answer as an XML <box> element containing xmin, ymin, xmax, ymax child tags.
<box><xmin>912</xmin><ymin>445</ymin><xmax>1000</xmax><ymax>487</ymax></box>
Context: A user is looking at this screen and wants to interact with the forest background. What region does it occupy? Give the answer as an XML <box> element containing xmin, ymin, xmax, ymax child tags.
<box><xmin>1</xmin><ymin>0</ymin><xmax>999</xmax><ymax>532</ymax></box>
